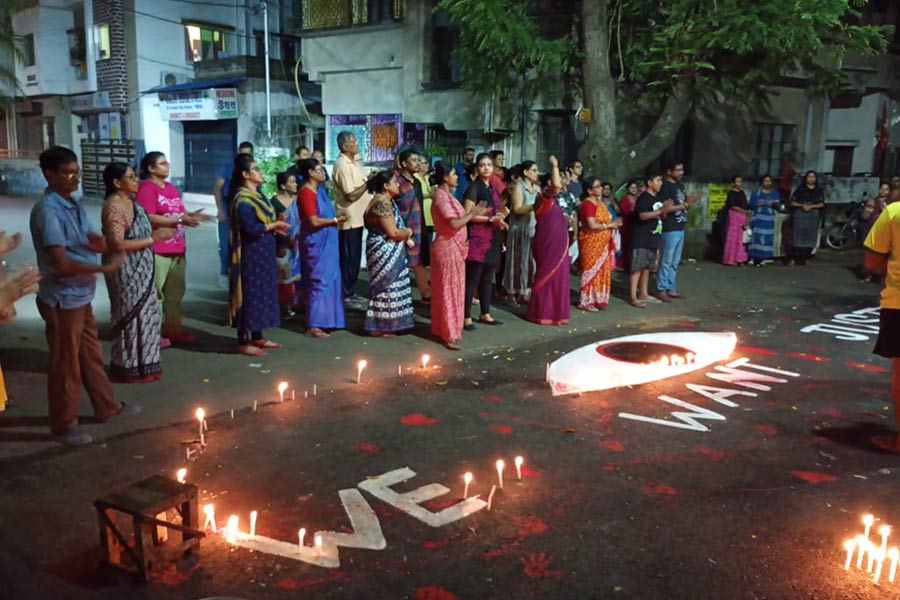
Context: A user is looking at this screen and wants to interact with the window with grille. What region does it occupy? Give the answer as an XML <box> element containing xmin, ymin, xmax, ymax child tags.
<box><xmin>184</xmin><ymin>24</ymin><xmax>230</xmax><ymax>63</ymax></box>
<box><xmin>752</xmin><ymin>123</ymin><xmax>796</xmax><ymax>178</ymax></box>
<box><xmin>300</xmin><ymin>0</ymin><xmax>403</xmax><ymax>30</ymax></box>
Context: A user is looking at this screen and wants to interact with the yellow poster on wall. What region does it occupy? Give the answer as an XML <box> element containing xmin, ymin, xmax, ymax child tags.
<box><xmin>706</xmin><ymin>184</ymin><xmax>731</xmax><ymax>219</ymax></box>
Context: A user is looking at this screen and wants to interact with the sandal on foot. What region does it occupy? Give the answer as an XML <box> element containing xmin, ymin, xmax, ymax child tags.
<box><xmin>239</xmin><ymin>345</ymin><xmax>267</xmax><ymax>356</ymax></box>
<box><xmin>305</xmin><ymin>328</ymin><xmax>330</xmax><ymax>339</ymax></box>
<box><xmin>630</xmin><ymin>299</ymin><xmax>647</xmax><ymax>308</ymax></box>
<box><xmin>252</xmin><ymin>339</ymin><xmax>282</xmax><ymax>349</ymax></box>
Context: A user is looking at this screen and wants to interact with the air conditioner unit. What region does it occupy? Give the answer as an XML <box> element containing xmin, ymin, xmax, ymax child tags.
<box><xmin>160</xmin><ymin>72</ymin><xmax>190</xmax><ymax>87</ymax></box>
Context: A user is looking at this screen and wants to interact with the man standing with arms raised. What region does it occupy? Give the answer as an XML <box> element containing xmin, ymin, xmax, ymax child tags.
<box><xmin>332</xmin><ymin>131</ymin><xmax>372</xmax><ymax>303</ymax></box>
<box><xmin>656</xmin><ymin>161</ymin><xmax>696</xmax><ymax>302</ymax></box>
<box><xmin>30</xmin><ymin>146</ymin><xmax>138</xmax><ymax>445</ymax></box>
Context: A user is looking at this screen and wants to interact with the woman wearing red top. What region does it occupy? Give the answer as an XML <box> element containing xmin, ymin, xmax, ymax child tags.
<box><xmin>135</xmin><ymin>152</ymin><xmax>213</xmax><ymax>347</ymax></box>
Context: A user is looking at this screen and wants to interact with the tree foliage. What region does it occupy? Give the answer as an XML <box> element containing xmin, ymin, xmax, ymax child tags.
<box><xmin>436</xmin><ymin>0</ymin><xmax>891</xmax><ymax>182</ymax></box>
<box><xmin>0</xmin><ymin>0</ymin><xmax>24</xmax><ymax>101</ymax></box>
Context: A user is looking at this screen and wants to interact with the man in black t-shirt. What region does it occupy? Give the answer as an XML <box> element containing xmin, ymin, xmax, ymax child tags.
<box><xmin>656</xmin><ymin>162</ymin><xmax>697</xmax><ymax>301</ymax></box>
<box><xmin>630</xmin><ymin>173</ymin><xmax>673</xmax><ymax>308</ymax></box>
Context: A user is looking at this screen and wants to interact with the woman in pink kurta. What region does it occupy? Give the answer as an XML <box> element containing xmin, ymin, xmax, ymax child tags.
<box><xmin>429</xmin><ymin>162</ymin><xmax>487</xmax><ymax>350</ymax></box>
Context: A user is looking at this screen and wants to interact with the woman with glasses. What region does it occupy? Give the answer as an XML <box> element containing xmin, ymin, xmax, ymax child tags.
<box><xmin>136</xmin><ymin>151</ymin><xmax>212</xmax><ymax>347</ymax></box>
<box><xmin>577</xmin><ymin>176</ymin><xmax>621</xmax><ymax>311</ymax></box>
<box><xmin>227</xmin><ymin>154</ymin><xmax>289</xmax><ymax>355</ymax></box>
<box><xmin>101</xmin><ymin>162</ymin><xmax>176</xmax><ymax>381</ymax></box>
<box><xmin>296</xmin><ymin>158</ymin><xmax>346</xmax><ymax>339</ymax></box>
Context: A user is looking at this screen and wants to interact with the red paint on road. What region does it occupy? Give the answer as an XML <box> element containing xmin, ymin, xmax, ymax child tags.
<box><xmin>677</xmin><ymin>321</ymin><xmax>698</xmax><ymax>328</ymax></box>
<box><xmin>640</xmin><ymin>481</ymin><xmax>679</xmax><ymax>496</ymax></box>
<box><xmin>752</xmin><ymin>424</ymin><xmax>778</xmax><ymax>436</ymax></box>
<box><xmin>416</xmin><ymin>586</ymin><xmax>459</xmax><ymax>600</ymax></box>
<box><xmin>401</xmin><ymin>413</ymin><xmax>440</xmax><ymax>426</ymax></box>
<box><xmin>692</xmin><ymin>445</ymin><xmax>726</xmax><ymax>460</ymax></box>
<box><xmin>787</xmin><ymin>352</ymin><xmax>830</xmax><ymax>362</ymax></box>
<box><xmin>521</xmin><ymin>464</ymin><xmax>543</xmax><ymax>478</ymax></box>
<box><xmin>423</xmin><ymin>538</ymin><xmax>450</xmax><ymax>549</ymax></box>
<box><xmin>737</xmin><ymin>345</ymin><xmax>778</xmax><ymax>356</ymax></box>
<box><xmin>489</xmin><ymin>424</ymin><xmax>513</xmax><ymax>435</ymax></box>
<box><xmin>520</xmin><ymin>552</ymin><xmax>562</xmax><ymax>577</ymax></box>
<box><xmin>482</xmin><ymin>394</ymin><xmax>504</xmax><ymax>403</ymax></box>
<box><xmin>846</xmin><ymin>362</ymin><xmax>889</xmax><ymax>374</ymax></box>
<box><xmin>599</xmin><ymin>440</ymin><xmax>626</xmax><ymax>452</ymax></box>
<box><xmin>513</xmin><ymin>515</ymin><xmax>549</xmax><ymax>537</ymax></box>
<box><xmin>352</xmin><ymin>442</ymin><xmax>381</xmax><ymax>454</ymax></box>
<box><xmin>792</xmin><ymin>470</ymin><xmax>838</xmax><ymax>484</ymax></box>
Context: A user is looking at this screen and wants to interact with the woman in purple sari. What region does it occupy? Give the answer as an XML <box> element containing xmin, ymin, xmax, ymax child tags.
<box><xmin>527</xmin><ymin>156</ymin><xmax>572</xmax><ymax>326</ymax></box>
<box><xmin>296</xmin><ymin>158</ymin><xmax>346</xmax><ymax>338</ymax></box>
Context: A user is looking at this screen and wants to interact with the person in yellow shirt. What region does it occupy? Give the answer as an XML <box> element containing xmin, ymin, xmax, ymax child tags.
<box><xmin>865</xmin><ymin>201</ymin><xmax>900</xmax><ymax>452</ymax></box>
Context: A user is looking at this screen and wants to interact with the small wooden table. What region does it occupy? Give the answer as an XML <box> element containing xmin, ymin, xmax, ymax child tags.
<box><xmin>95</xmin><ymin>475</ymin><xmax>204</xmax><ymax>580</ymax></box>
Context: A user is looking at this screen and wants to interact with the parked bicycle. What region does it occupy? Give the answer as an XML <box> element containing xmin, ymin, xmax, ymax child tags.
<box><xmin>824</xmin><ymin>195</ymin><xmax>871</xmax><ymax>250</ymax></box>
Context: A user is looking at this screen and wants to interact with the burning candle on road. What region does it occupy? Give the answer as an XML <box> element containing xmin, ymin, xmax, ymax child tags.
<box><xmin>463</xmin><ymin>472</ymin><xmax>472</xmax><ymax>499</ymax></box>
<box><xmin>515</xmin><ymin>456</ymin><xmax>524</xmax><ymax>480</ymax></box>
<box><xmin>879</xmin><ymin>525</ymin><xmax>891</xmax><ymax>554</ymax></box>
<box><xmin>398</xmin><ymin>364</ymin><xmax>402</xmax><ymax>376</ymax></box>
<box><xmin>487</xmin><ymin>485</ymin><xmax>497</xmax><ymax>511</ymax></box>
<box><xmin>888</xmin><ymin>547</ymin><xmax>899</xmax><ymax>583</ymax></box>
<box><xmin>253</xmin><ymin>400</ymin><xmax>258</xmax><ymax>412</ymax></box>
<box><xmin>226</xmin><ymin>515</ymin><xmax>239</xmax><ymax>542</ymax></box>
<box><xmin>313</xmin><ymin>384</ymin><xmax>317</xmax><ymax>396</ymax></box>
<box><xmin>203</xmin><ymin>504</ymin><xmax>217</xmax><ymax>532</ymax></box>
<box><xmin>844</xmin><ymin>539</ymin><xmax>856</xmax><ymax>571</ymax></box>
<box><xmin>421</xmin><ymin>354</ymin><xmax>430</xmax><ymax>370</ymax></box>
<box><xmin>195</xmin><ymin>408</ymin><xmax>206</xmax><ymax>445</ymax></box>
<box><xmin>856</xmin><ymin>534</ymin><xmax>867</xmax><ymax>569</ymax></box>
<box><xmin>176</xmin><ymin>468</ymin><xmax>187</xmax><ymax>484</ymax></box>
<box><xmin>863</xmin><ymin>514</ymin><xmax>875</xmax><ymax>543</ymax></box>
<box><xmin>357</xmin><ymin>360</ymin><xmax>368</xmax><ymax>384</ymax></box>
<box><xmin>278</xmin><ymin>381</ymin><xmax>288</xmax><ymax>403</ymax></box>
<box><xmin>250</xmin><ymin>510</ymin><xmax>258</xmax><ymax>538</ymax></box>
<box><xmin>298</xmin><ymin>527</ymin><xmax>306</xmax><ymax>550</ymax></box>
<box><xmin>496</xmin><ymin>459</ymin><xmax>505</xmax><ymax>489</ymax></box>
<box><xmin>314</xmin><ymin>534</ymin><xmax>323</xmax><ymax>555</ymax></box>
<box><xmin>868</xmin><ymin>541</ymin><xmax>878</xmax><ymax>573</ymax></box>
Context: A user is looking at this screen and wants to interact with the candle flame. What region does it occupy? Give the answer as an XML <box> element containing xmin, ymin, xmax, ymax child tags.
<box><xmin>358</xmin><ymin>360</ymin><xmax>368</xmax><ymax>369</ymax></box>
<box><xmin>278</xmin><ymin>381</ymin><xmax>288</xmax><ymax>393</ymax></box>
<box><xmin>864</xmin><ymin>514</ymin><xmax>875</xmax><ymax>526</ymax></box>
<box><xmin>515</xmin><ymin>456</ymin><xmax>523</xmax><ymax>468</ymax></box>
<box><xmin>195</xmin><ymin>407</ymin><xmax>205</xmax><ymax>422</ymax></box>
<box><xmin>464</xmin><ymin>472</ymin><xmax>473</xmax><ymax>484</ymax></box>
<box><xmin>226</xmin><ymin>515</ymin><xmax>239</xmax><ymax>542</ymax></box>
<box><xmin>422</xmin><ymin>354</ymin><xmax>430</xmax><ymax>369</ymax></box>
<box><xmin>844</xmin><ymin>539</ymin><xmax>855</xmax><ymax>551</ymax></box>
<box><xmin>879</xmin><ymin>525</ymin><xmax>892</xmax><ymax>537</ymax></box>
<box><xmin>315</xmin><ymin>534</ymin><xmax>323</xmax><ymax>549</ymax></box>
<box><xmin>890</xmin><ymin>547</ymin><xmax>900</xmax><ymax>560</ymax></box>
<box><xmin>176</xmin><ymin>468</ymin><xmax>187</xmax><ymax>483</ymax></box>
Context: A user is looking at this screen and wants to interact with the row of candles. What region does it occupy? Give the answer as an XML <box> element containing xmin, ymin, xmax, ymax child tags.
<box><xmin>843</xmin><ymin>514</ymin><xmax>899</xmax><ymax>585</ymax></box>
<box><xmin>176</xmin><ymin>455</ymin><xmax>526</xmax><ymax>553</ymax></box>
<box><xmin>188</xmin><ymin>355</ymin><xmax>438</xmax><ymax>450</ymax></box>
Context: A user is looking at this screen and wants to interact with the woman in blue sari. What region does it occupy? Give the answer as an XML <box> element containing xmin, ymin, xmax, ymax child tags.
<box><xmin>748</xmin><ymin>174</ymin><xmax>780</xmax><ymax>266</ymax></box>
<box><xmin>364</xmin><ymin>171</ymin><xmax>415</xmax><ymax>336</ymax></box>
<box><xmin>296</xmin><ymin>158</ymin><xmax>346</xmax><ymax>339</ymax></box>
<box><xmin>227</xmin><ymin>154</ymin><xmax>289</xmax><ymax>356</ymax></box>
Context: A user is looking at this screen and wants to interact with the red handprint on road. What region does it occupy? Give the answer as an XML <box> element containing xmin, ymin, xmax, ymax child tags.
<box><xmin>519</xmin><ymin>552</ymin><xmax>562</xmax><ymax>577</ymax></box>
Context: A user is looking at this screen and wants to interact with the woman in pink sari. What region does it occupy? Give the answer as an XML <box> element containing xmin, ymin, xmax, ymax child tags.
<box><xmin>527</xmin><ymin>156</ymin><xmax>572</xmax><ymax>326</ymax></box>
<box><xmin>429</xmin><ymin>162</ymin><xmax>487</xmax><ymax>350</ymax></box>
<box><xmin>722</xmin><ymin>175</ymin><xmax>750</xmax><ymax>266</ymax></box>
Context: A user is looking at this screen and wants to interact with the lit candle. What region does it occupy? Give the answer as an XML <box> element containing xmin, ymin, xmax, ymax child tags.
<box><xmin>863</xmin><ymin>514</ymin><xmax>875</xmax><ymax>543</ymax></box>
<box><xmin>230</xmin><ymin>409</ymin><xmax>234</xmax><ymax>419</ymax></box>
<box><xmin>176</xmin><ymin>468</ymin><xmax>187</xmax><ymax>484</ymax></box>
<box><xmin>398</xmin><ymin>364</ymin><xmax>402</xmax><ymax>376</ymax></box>
<box><xmin>422</xmin><ymin>354</ymin><xmax>430</xmax><ymax>370</ymax></box>
<box><xmin>844</xmin><ymin>539</ymin><xmax>856</xmax><ymax>571</ymax></box>
<box><xmin>515</xmin><ymin>456</ymin><xmax>523</xmax><ymax>480</ymax></box>
<box><xmin>874</xmin><ymin>550</ymin><xmax>884</xmax><ymax>583</ymax></box>
<box><xmin>203</xmin><ymin>504</ymin><xmax>217</xmax><ymax>532</ymax></box>
<box><xmin>305</xmin><ymin>390</ymin><xmax>308</xmax><ymax>399</ymax></box>
<box><xmin>496</xmin><ymin>459</ymin><xmax>505</xmax><ymax>489</ymax></box>
<box><xmin>250</xmin><ymin>510</ymin><xmax>258</xmax><ymax>537</ymax></box>
<box><xmin>278</xmin><ymin>381</ymin><xmax>288</xmax><ymax>403</ymax></box>
<box><xmin>291</xmin><ymin>388</ymin><xmax>295</xmax><ymax>400</ymax></box>
<box><xmin>226</xmin><ymin>515</ymin><xmax>238</xmax><ymax>542</ymax></box>
<box><xmin>298</xmin><ymin>527</ymin><xmax>306</xmax><ymax>550</ymax></box>
<box><xmin>356</xmin><ymin>360</ymin><xmax>367</xmax><ymax>384</ymax></box>
<box><xmin>888</xmin><ymin>547</ymin><xmax>899</xmax><ymax>583</ymax></box>
<box><xmin>868</xmin><ymin>541</ymin><xmax>878</xmax><ymax>573</ymax></box>
<box><xmin>879</xmin><ymin>525</ymin><xmax>891</xmax><ymax>556</ymax></box>
<box><xmin>313</xmin><ymin>384</ymin><xmax>317</xmax><ymax>396</ymax></box>
<box><xmin>856</xmin><ymin>534</ymin><xmax>867</xmax><ymax>569</ymax></box>
<box><xmin>314</xmin><ymin>534</ymin><xmax>323</xmax><ymax>555</ymax></box>
<box><xmin>195</xmin><ymin>408</ymin><xmax>205</xmax><ymax>445</ymax></box>
<box><xmin>463</xmin><ymin>472</ymin><xmax>472</xmax><ymax>499</ymax></box>
<box><xmin>487</xmin><ymin>485</ymin><xmax>497</xmax><ymax>511</ymax></box>
<box><xmin>253</xmin><ymin>400</ymin><xmax>258</xmax><ymax>412</ymax></box>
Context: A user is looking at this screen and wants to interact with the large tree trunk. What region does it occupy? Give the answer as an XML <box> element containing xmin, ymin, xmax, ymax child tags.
<box><xmin>578</xmin><ymin>0</ymin><xmax>695</xmax><ymax>186</ymax></box>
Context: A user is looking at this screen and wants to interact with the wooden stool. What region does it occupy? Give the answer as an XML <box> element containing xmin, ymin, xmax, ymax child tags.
<box><xmin>95</xmin><ymin>475</ymin><xmax>205</xmax><ymax>580</ymax></box>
